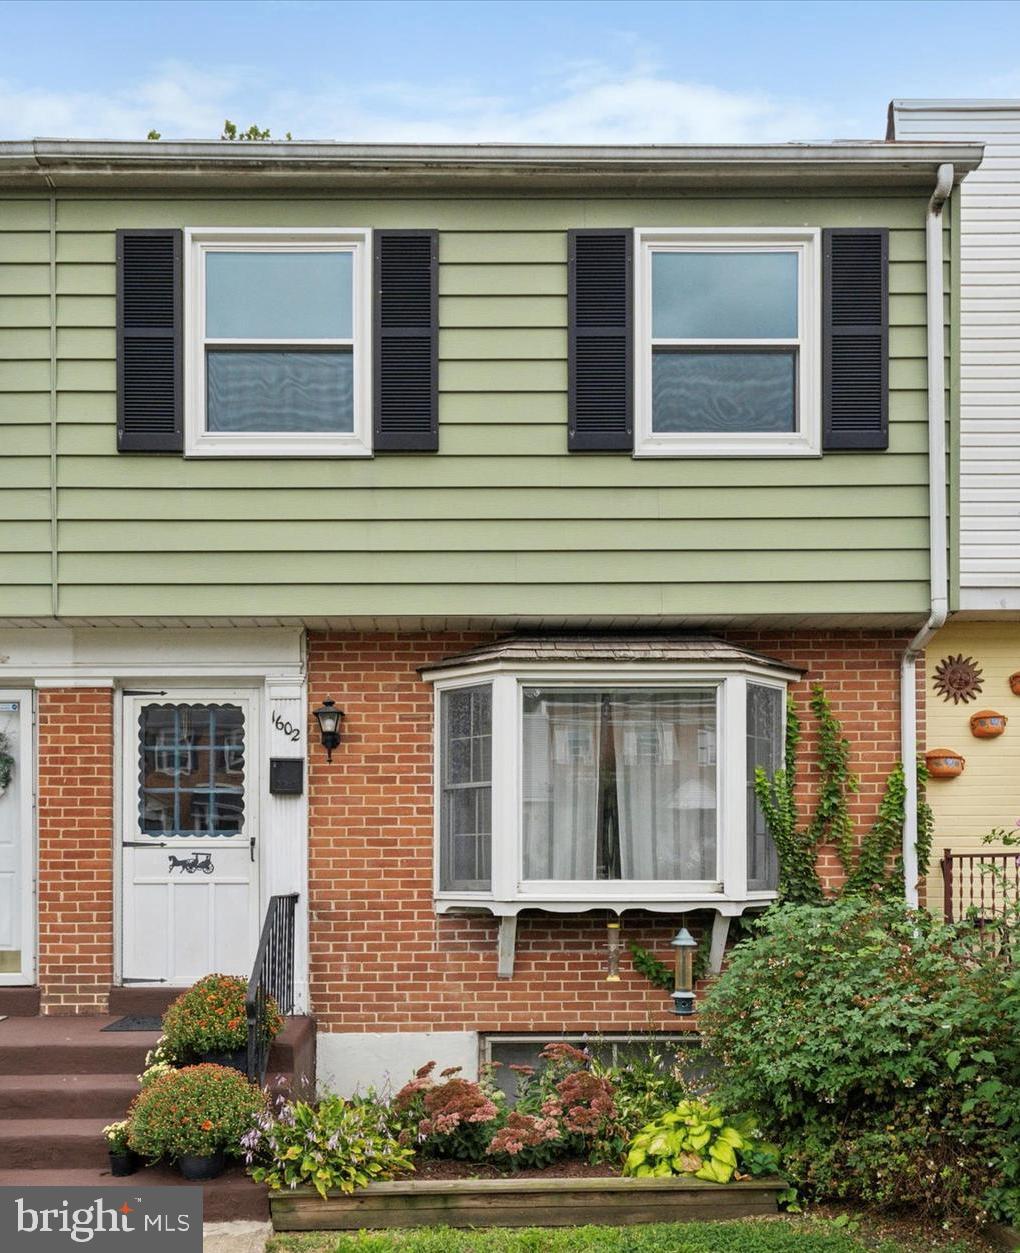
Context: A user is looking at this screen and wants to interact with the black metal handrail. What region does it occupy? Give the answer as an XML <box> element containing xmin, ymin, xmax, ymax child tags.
<box><xmin>246</xmin><ymin>893</ymin><xmax>298</xmax><ymax>1084</ymax></box>
<box><xmin>941</xmin><ymin>848</ymin><xmax>1020</xmax><ymax>923</ymax></box>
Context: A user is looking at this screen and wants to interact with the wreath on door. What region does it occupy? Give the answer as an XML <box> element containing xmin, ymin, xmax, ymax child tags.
<box><xmin>0</xmin><ymin>731</ymin><xmax>13</xmax><ymax>793</ymax></box>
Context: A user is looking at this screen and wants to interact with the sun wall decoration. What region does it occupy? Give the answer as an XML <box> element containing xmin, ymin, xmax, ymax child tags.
<box><xmin>932</xmin><ymin>654</ymin><xmax>984</xmax><ymax>704</ymax></box>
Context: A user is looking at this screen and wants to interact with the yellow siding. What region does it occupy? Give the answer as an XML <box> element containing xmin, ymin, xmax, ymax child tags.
<box><xmin>924</xmin><ymin>621</ymin><xmax>1020</xmax><ymax>911</ymax></box>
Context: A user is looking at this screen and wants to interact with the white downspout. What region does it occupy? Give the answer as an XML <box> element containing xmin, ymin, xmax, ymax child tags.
<box><xmin>901</xmin><ymin>162</ymin><xmax>954</xmax><ymax>907</ymax></box>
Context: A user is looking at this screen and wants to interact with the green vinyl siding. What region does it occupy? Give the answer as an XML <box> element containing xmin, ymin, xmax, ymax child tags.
<box><xmin>0</xmin><ymin>191</ymin><xmax>949</xmax><ymax>623</ymax></box>
<box><xmin>0</xmin><ymin>198</ymin><xmax>51</xmax><ymax>618</ymax></box>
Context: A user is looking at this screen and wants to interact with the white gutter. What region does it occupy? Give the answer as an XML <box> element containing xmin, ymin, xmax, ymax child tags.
<box><xmin>901</xmin><ymin>161</ymin><xmax>954</xmax><ymax>907</ymax></box>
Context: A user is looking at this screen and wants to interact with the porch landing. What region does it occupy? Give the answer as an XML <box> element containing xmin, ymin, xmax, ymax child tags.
<box><xmin>0</xmin><ymin>1014</ymin><xmax>316</xmax><ymax>1222</ymax></box>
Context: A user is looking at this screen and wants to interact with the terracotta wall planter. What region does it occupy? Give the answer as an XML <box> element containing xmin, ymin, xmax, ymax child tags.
<box><xmin>970</xmin><ymin>710</ymin><xmax>1008</xmax><ymax>739</ymax></box>
<box><xmin>925</xmin><ymin>749</ymin><xmax>965</xmax><ymax>779</ymax></box>
<box><xmin>270</xmin><ymin>1175</ymin><xmax>788</xmax><ymax>1232</ymax></box>
<box><xmin>1010</xmin><ymin>673</ymin><xmax>1020</xmax><ymax>697</ymax></box>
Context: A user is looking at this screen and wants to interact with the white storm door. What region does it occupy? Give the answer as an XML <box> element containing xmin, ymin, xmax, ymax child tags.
<box><xmin>121</xmin><ymin>691</ymin><xmax>260</xmax><ymax>986</ymax></box>
<box><xmin>0</xmin><ymin>692</ymin><xmax>33</xmax><ymax>985</ymax></box>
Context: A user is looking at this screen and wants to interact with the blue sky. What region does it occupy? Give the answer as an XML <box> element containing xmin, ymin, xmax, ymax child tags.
<box><xmin>2</xmin><ymin>0</ymin><xmax>1019</xmax><ymax>143</ymax></box>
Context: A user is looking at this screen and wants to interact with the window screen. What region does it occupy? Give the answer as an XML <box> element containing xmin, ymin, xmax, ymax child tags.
<box><xmin>137</xmin><ymin>703</ymin><xmax>245</xmax><ymax>837</ymax></box>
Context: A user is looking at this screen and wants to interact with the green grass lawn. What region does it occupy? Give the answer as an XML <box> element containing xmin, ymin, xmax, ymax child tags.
<box><xmin>266</xmin><ymin>1216</ymin><xmax>982</xmax><ymax>1253</ymax></box>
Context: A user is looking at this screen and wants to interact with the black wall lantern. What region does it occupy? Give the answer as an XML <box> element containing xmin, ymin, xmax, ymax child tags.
<box><xmin>670</xmin><ymin>925</ymin><xmax>698</xmax><ymax>1017</ymax></box>
<box><xmin>314</xmin><ymin>700</ymin><xmax>345</xmax><ymax>762</ymax></box>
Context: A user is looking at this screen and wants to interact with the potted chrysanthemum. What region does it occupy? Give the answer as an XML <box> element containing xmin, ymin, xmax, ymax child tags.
<box><xmin>160</xmin><ymin>974</ymin><xmax>282</xmax><ymax>1072</ymax></box>
<box><xmin>102</xmin><ymin>1120</ymin><xmax>137</xmax><ymax>1176</ymax></box>
<box><xmin>127</xmin><ymin>1063</ymin><xmax>266</xmax><ymax>1180</ymax></box>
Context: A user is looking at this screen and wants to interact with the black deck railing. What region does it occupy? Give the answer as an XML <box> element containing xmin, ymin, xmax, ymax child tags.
<box><xmin>246</xmin><ymin>893</ymin><xmax>298</xmax><ymax>1084</ymax></box>
<box><xmin>941</xmin><ymin>849</ymin><xmax>1020</xmax><ymax>924</ymax></box>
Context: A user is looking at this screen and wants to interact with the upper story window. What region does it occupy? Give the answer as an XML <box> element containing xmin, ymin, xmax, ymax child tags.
<box><xmin>424</xmin><ymin>638</ymin><xmax>797</xmax><ymax>913</ymax></box>
<box><xmin>634</xmin><ymin>229</ymin><xmax>820</xmax><ymax>459</ymax></box>
<box><xmin>184</xmin><ymin>229</ymin><xmax>371</xmax><ymax>457</ymax></box>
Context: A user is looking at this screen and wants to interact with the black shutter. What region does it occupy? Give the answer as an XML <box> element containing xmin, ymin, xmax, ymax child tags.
<box><xmin>822</xmin><ymin>228</ymin><xmax>889</xmax><ymax>451</ymax></box>
<box><xmin>374</xmin><ymin>230</ymin><xmax>438</xmax><ymax>452</ymax></box>
<box><xmin>116</xmin><ymin>229</ymin><xmax>182</xmax><ymax>452</ymax></box>
<box><xmin>568</xmin><ymin>229</ymin><xmax>632</xmax><ymax>452</ymax></box>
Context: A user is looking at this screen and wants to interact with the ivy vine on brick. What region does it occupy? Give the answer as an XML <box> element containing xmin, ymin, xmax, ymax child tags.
<box><xmin>755</xmin><ymin>684</ymin><xmax>932</xmax><ymax>904</ymax></box>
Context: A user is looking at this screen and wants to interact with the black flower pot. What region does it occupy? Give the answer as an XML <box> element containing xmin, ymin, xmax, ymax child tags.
<box><xmin>178</xmin><ymin>1151</ymin><xmax>226</xmax><ymax>1181</ymax></box>
<box><xmin>195</xmin><ymin>1048</ymin><xmax>248</xmax><ymax>1074</ymax></box>
<box><xmin>108</xmin><ymin>1150</ymin><xmax>137</xmax><ymax>1177</ymax></box>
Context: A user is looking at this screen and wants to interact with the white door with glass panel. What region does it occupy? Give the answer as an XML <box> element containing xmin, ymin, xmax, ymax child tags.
<box><xmin>0</xmin><ymin>692</ymin><xmax>33</xmax><ymax>984</ymax></box>
<box><xmin>121</xmin><ymin>692</ymin><xmax>259</xmax><ymax>986</ymax></box>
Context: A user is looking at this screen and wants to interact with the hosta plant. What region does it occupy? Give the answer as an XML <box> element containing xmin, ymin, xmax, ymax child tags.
<box><xmin>623</xmin><ymin>1098</ymin><xmax>779</xmax><ymax>1184</ymax></box>
<box><xmin>245</xmin><ymin>1094</ymin><xmax>415</xmax><ymax>1199</ymax></box>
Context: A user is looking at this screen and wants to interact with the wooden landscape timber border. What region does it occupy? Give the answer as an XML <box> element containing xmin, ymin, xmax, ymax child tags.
<box><xmin>269</xmin><ymin>1175</ymin><xmax>788</xmax><ymax>1231</ymax></box>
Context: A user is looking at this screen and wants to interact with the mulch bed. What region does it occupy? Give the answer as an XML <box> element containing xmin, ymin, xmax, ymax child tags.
<box><xmin>410</xmin><ymin>1159</ymin><xmax>617</xmax><ymax>1181</ymax></box>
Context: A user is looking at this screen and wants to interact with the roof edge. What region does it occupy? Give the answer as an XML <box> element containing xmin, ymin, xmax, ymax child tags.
<box><xmin>418</xmin><ymin>633</ymin><xmax>805</xmax><ymax>680</ymax></box>
<box><xmin>0</xmin><ymin>138</ymin><xmax>985</xmax><ymax>190</ymax></box>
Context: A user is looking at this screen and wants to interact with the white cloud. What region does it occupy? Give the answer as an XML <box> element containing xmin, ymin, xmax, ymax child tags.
<box><xmin>0</xmin><ymin>60</ymin><xmax>835</xmax><ymax>144</ymax></box>
<box><xmin>0</xmin><ymin>62</ymin><xmax>245</xmax><ymax>140</ymax></box>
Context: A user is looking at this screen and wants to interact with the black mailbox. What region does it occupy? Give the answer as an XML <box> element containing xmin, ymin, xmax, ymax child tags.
<box><xmin>269</xmin><ymin>758</ymin><xmax>304</xmax><ymax>795</ymax></box>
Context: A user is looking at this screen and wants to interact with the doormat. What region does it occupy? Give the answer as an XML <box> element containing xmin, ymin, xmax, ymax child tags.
<box><xmin>101</xmin><ymin>1015</ymin><xmax>162</xmax><ymax>1032</ymax></box>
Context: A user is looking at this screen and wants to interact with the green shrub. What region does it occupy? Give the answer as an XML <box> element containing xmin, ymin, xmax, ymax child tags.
<box><xmin>160</xmin><ymin>973</ymin><xmax>282</xmax><ymax>1063</ymax></box>
<box><xmin>246</xmin><ymin>1095</ymin><xmax>415</xmax><ymax>1198</ymax></box>
<box><xmin>622</xmin><ymin>1098</ymin><xmax>779</xmax><ymax>1184</ymax></box>
<box><xmin>128</xmin><ymin>1063</ymin><xmax>266</xmax><ymax>1161</ymax></box>
<box><xmin>699</xmin><ymin>897</ymin><xmax>1017</xmax><ymax>1221</ymax></box>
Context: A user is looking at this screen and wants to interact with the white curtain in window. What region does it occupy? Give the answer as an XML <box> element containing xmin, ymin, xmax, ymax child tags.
<box><xmin>523</xmin><ymin>694</ymin><xmax>601</xmax><ymax>880</ymax></box>
<box><xmin>612</xmin><ymin>692</ymin><xmax>716</xmax><ymax>880</ymax></box>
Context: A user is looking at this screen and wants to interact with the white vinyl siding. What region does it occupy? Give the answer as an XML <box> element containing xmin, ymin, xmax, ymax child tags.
<box><xmin>892</xmin><ymin>103</ymin><xmax>1020</xmax><ymax>609</ymax></box>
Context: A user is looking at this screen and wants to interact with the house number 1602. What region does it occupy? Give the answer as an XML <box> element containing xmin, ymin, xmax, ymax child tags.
<box><xmin>272</xmin><ymin>710</ymin><xmax>301</xmax><ymax>743</ymax></box>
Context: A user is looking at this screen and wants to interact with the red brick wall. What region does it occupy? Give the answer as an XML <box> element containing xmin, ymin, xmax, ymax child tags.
<box><xmin>37</xmin><ymin>686</ymin><xmax>114</xmax><ymax>1014</ymax></box>
<box><xmin>307</xmin><ymin>629</ymin><xmax>920</xmax><ymax>1037</ymax></box>
<box><xmin>729</xmin><ymin>630</ymin><xmax>924</xmax><ymax>895</ymax></box>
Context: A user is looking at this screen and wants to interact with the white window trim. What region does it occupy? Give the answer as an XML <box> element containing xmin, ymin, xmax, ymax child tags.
<box><xmin>429</xmin><ymin>660</ymin><xmax>793</xmax><ymax>915</ymax></box>
<box><xmin>184</xmin><ymin>227</ymin><xmax>373</xmax><ymax>459</ymax></box>
<box><xmin>633</xmin><ymin>227</ymin><xmax>821</xmax><ymax>459</ymax></box>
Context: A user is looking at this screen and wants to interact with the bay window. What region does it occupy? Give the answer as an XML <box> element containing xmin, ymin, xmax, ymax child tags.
<box><xmin>426</xmin><ymin>642</ymin><xmax>796</xmax><ymax>913</ymax></box>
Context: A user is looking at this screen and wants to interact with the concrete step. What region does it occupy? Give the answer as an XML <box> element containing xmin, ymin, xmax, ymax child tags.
<box><xmin>267</xmin><ymin>1016</ymin><xmax>315</xmax><ymax>1089</ymax></box>
<box><xmin>0</xmin><ymin>1073</ymin><xmax>140</xmax><ymax>1120</ymax></box>
<box><xmin>0</xmin><ymin>1017</ymin><xmax>159</xmax><ymax>1074</ymax></box>
<box><xmin>107</xmin><ymin>986</ymin><xmax>179</xmax><ymax>1018</ymax></box>
<box><xmin>0</xmin><ymin>1015</ymin><xmax>313</xmax><ymax>1079</ymax></box>
<box><xmin>0</xmin><ymin>1118</ymin><xmax>111</xmax><ymax>1169</ymax></box>
<box><xmin>0</xmin><ymin>1165</ymin><xmax>268</xmax><ymax>1223</ymax></box>
<box><xmin>0</xmin><ymin>986</ymin><xmax>41</xmax><ymax>1016</ymax></box>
